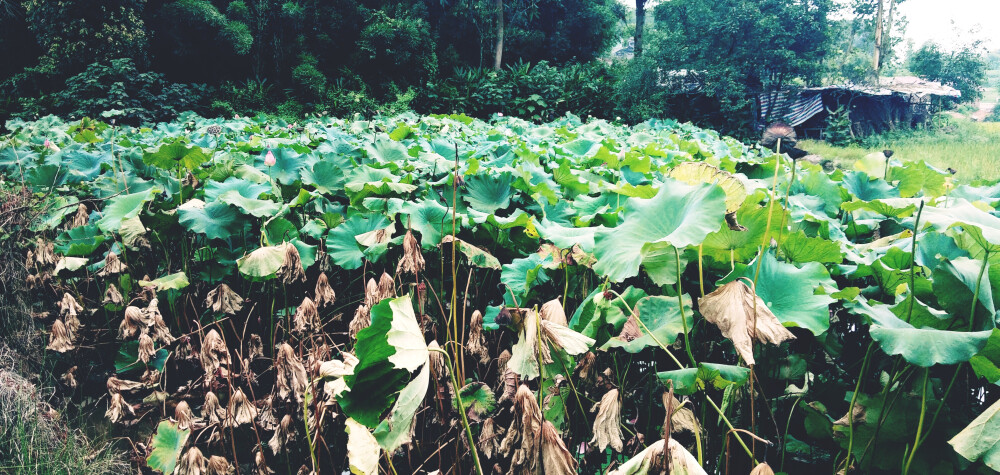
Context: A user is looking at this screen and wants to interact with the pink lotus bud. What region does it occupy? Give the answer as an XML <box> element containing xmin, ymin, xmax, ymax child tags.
<box><xmin>264</xmin><ymin>150</ymin><xmax>276</xmax><ymax>167</ymax></box>
<box><xmin>44</xmin><ymin>139</ymin><xmax>51</xmax><ymax>148</ymax></box>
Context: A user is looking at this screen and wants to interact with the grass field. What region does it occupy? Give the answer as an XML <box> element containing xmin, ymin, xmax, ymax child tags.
<box><xmin>799</xmin><ymin>117</ymin><xmax>1000</xmax><ymax>183</ymax></box>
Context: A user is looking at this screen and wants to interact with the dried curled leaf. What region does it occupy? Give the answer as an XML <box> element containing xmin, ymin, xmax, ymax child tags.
<box><xmin>500</xmin><ymin>385</ymin><xmax>543</xmax><ymax>473</ymax></box>
<box><xmin>200</xmin><ymin>329</ymin><xmax>231</xmax><ymax>384</ymax></box>
<box><xmin>293</xmin><ymin>297</ymin><xmax>321</xmax><ymax>334</ymax></box>
<box><xmin>698</xmin><ymin>280</ymin><xmax>795</xmax><ymax>365</ymax></box>
<box><xmin>103</xmin><ymin>283</ymin><xmax>124</xmax><ymax>306</ymax></box>
<box><xmin>541</xmin><ymin>420</ymin><xmax>578</xmax><ymax>474</ymax></box>
<box><xmin>540</xmin><ymin>298</ymin><xmax>568</xmax><ymax>326</ymax></box>
<box><xmin>664</xmin><ymin>393</ymin><xmax>701</xmax><ymax>436</ymax></box>
<box><xmin>269</xmin><ymin>414</ymin><xmax>296</xmax><ymax>454</ymax></box>
<box><xmin>397</xmin><ymin>229</ymin><xmax>426</xmax><ymax>275</ymax></box>
<box><xmin>106</xmin><ymin>391</ymin><xmax>134</xmax><ymax>423</ymax></box>
<box><xmin>609</xmin><ymin>438</ymin><xmax>707</xmax><ymax>475</ymax></box>
<box><xmin>314</xmin><ymin>272</ymin><xmax>336</xmax><ymax>307</ymax></box>
<box><xmin>466</xmin><ymin>310</ymin><xmax>490</xmax><ymax>364</ymax></box>
<box><xmin>479</xmin><ymin>417</ymin><xmax>504</xmax><ymax>460</ymax></box>
<box><xmin>277</xmin><ymin>242</ymin><xmax>306</xmax><ymax>284</ymax></box>
<box><xmin>349</xmin><ymin>304</ymin><xmax>371</xmax><ymax>340</ymax></box>
<box><xmin>591</xmin><ymin>388</ymin><xmax>624</xmax><ymax>452</ymax></box>
<box><xmin>177</xmin><ymin>447</ymin><xmax>207</xmax><ymax>475</ymax></box>
<box><xmin>227</xmin><ymin>388</ymin><xmax>257</xmax><ymax>426</ymax></box>
<box><xmin>46</xmin><ymin>319</ymin><xmax>74</xmax><ymax>353</ymax></box>
<box><xmin>202</xmin><ymin>391</ymin><xmax>225</xmax><ymax>424</ymax></box>
<box><xmin>97</xmin><ymin>252</ymin><xmax>126</xmax><ymax>276</ymax></box>
<box><xmin>749</xmin><ymin>462</ymin><xmax>775</xmax><ymax>475</ymax></box>
<box><xmin>205</xmin><ymin>283</ymin><xmax>244</xmax><ymax>315</ymax></box>
<box><xmin>175</xmin><ymin>400</ymin><xmax>197</xmax><ymax>430</ymax></box>
<box><xmin>275</xmin><ymin>343</ymin><xmax>308</xmax><ymax>402</ymax></box>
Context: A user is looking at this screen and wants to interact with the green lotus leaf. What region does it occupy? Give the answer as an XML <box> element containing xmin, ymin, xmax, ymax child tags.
<box><xmin>569</xmin><ymin>286</ymin><xmax>647</xmax><ymax>347</ymax></box>
<box><xmin>970</xmin><ymin>329</ymin><xmax>1000</xmax><ymax>383</ymax></box>
<box><xmin>464</xmin><ymin>172</ymin><xmax>514</xmax><ymax>214</ymax></box>
<box><xmin>441</xmin><ymin>236</ymin><xmax>501</xmax><ymax>269</ymax></box>
<box><xmin>257</xmin><ymin>147</ymin><xmax>307</xmax><ymax>184</ymax></box>
<box><xmin>237</xmin><ymin>245</ymin><xmax>286</xmax><ymax>280</ymax></box>
<box><xmin>702</xmin><ymin>196</ymin><xmax>787</xmax><ymax>264</ymax></box>
<box><xmin>264</xmin><ymin>217</ymin><xmax>299</xmax><ymax>244</ymax></box>
<box><xmin>933</xmin><ymin>257</ymin><xmax>995</xmax><ymax>330</ymax></box>
<box><xmin>451</xmin><ymin>382</ymin><xmax>497</xmax><ymax>422</ymax></box>
<box><xmin>139</xmin><ymin>272</ymin><xmax>189</xmax><ymax>291</ymax></box>
<box><xmin>365</xmin><ymin>137</ymin><xmax>410</xmax><ymax>163</ymax></box>
<box><xmin>326</xmin><ymin>213</ymin><xmax>392</xmax><ymax>270</ymax></box>
<box><xmin>924</xmin><ymin>199</ymin><xmax>1000</xmax><ymax>253</ymax></box>
<box><xmin>64</xmin><ymin>150</ymin><xmax>109</xmax><ymax>182</ymax></box>
<box><xmin>177</xmin><ymin>199</ymin><xmax>240</xmax><ymax>241</ymax></box>
<box><xmin>204</xmin><ymin>177</ymin><xmax>269</xmax><ymax>201</ymax></box>
<box><xmin>116</xmin><ymin>340</ymin><xmax>169</xmax><ymax>374</ymax></box>
<box><xmin>301</xmin><ymin>160</ymin><xmax>346</xmax><ymax>194</ymax></box>
<box><xmin>780</xmin><ymin>229</ymin><xmax>844</xmax><ymax>264</ymax></box>
<box><xmin>638</xmin><ymin>242</ymin><xmax>688</xmax><ymax>286</ymax></box>
<box><xmin>53</xmin><ymin>257</ymin><xmax>89</xmax><ymax>275</ymax></box>
<box><xmin>841</xmin><ymin>198</ymin><xmax>922</xmax><ymax>218</ymax></box>
<box><xmin>219</xmin><ymin>189</ymin><xmax>280</xmax><ymax>218</ymax></box>
<box><xmin>534</xmin><ymin>218</ymin><xmax>603</xmax><ymax>253</ymax></box>
<box><xmin>656</xmin><ymin>363</ymin><xmax>750</xmax><ymax>396</ymax></box>
<box><xmin>887</xmin><ymin>160</ymin><xmax>946</xmax><ymax>198</ymax></box>
<box><xmin>97</xmin><ymin>188</ymin><xmax>157</xmax><ymax>233</ymax></box>
<box><xmin>55</xmin><ymin>224</ymin><xmax>107</xmax><ymax>256</ymax></box>
<box><xmin>950</xmin><ymin>397</ymin><xmax>1000</xmax><ymax>471</ymax></box>
<box><xmin>501</xmin><ymin>253</ymin><xmax>552</xmax><ymax>304</ymax></box>
<box><xmin>792</xmin><ymin>166</ymin><xmax>843</xmax><ymax>216</ymax></box>
<box><xmin>724</xmin><ymin>252</ymin><xmax>835</xmax><ymax>335</ymax></box>
<box><xmin>402</xmin><ymin>198</ymin><xmax>451</xmax><ymax>247</ymax></box>
<box><xmin>593</xmin><ymin>179</ymin><xmax>727</xmax><ymax>282</ymax></box>
<box><xmin>343</xmin><ymin>295</ymin><xmax>428</xmax><ymax>428</ymax></box>
<box><xmin>146</xmin><ymin>420</ymin><xmax>189</xmax><ymax>475</ymax></box>
<box><xmin>841</xmin><ymin>171</ymin><xmax>899</xmax><ymax>201</ymax></box>
<box><xmin>143</xmin><ymin>140</ymin><xmax>208</xmax><ymax>171</ymax></box>
<box><xmin>603</xmin><ymin>294</ymin><xmax>693</xmax><ymax>353</ymax></box>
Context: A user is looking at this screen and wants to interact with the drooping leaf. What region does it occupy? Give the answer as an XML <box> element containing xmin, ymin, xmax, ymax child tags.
<box><xmin>949</xmin><ymin>397</ymin><xmax>1000</xmax><ymax>471</ymax></box>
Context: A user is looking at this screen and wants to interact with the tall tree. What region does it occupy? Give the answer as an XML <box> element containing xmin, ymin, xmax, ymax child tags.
<box><xmin>634</xmin><ymin>0</ymin><xmax>646</xmax><ymax>57</ymax></box>
<box><xmin>493</xmin><ymin>0</ymin><xmax>504</xmax><ymax>70</ymax></box>
<box><xmin>872</xmin><ymin>0</ymin><xmax>884</xmax><ymax>73</ymax></box>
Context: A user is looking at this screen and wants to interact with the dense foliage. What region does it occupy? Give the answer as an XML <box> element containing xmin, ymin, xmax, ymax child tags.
<box><xmin>908</xmin><ymin>41</ymin><xmax>990</xmax><ymax>104</ymax></box>
<box><xmin>3</xmin><ymin>112</ymin><xmax>1000</xmax><ymax>474</ymax></box>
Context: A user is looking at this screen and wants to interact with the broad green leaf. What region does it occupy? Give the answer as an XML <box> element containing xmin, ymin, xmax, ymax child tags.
<box><xmin>970</xmin><ymin>329</ymin><xmax>1000</xmax><ymax>383</ymax></box>
<box><xmin>219</xmin><ymin>190</ymin><xmax>281</xmax><ymax>218</ymax></box>
<box><xmin>177</xmin><ymin>199</ymin><xmax>240</xmax><ymax>241</ymax></box>
<box><xmin>55</xmin><ymin>224</ymin><xmax>107</xmax><ymax>256</ymax></box>
<box><xmin>138</xmin><ymin>272</ymin><xmax>189</xmax><ymax>291</ymax></box>
<box><xmin>452</xmin><ymin>382</ymin><xmax>496</xmax><ymax>422</ymax></box>
<box><xmin>97</xmin><ymin>188</ymin><xmax>157</xmax><ymax>233</ymax></box>
<box><xmin>725</xmin><ymin>252</ymin><xmax>835</xmax><ymax>335</ymax></box>
<box><xmin>570</xmin><ymin>287</ymin><xmax>647</xmax><ymax>347</ymax></box>
<box><xmin>603</xmin><ymin>295</ymin><xmax>693</xmax><ymax>353</ymax></box>
<box><xmin>346</xmin><ymin>418</ymin><xmax>380</xmax><ymax>475</ymax></box>
<box><xmin>933</xmin><ymin>257</ymin><xmax>995</xmax><ymax>330</ymax></box>
<box><xmin>924</xmin><ymin>199</ymin><xmax>1000</xmax><ymax>253</ymax></box>
<box><xmin>441</xmin><ymin>236</ymin><xmax>501</xmax><ymax>269</ymax></box>
<box><xmin>593</xmin><ymin>179</ymin><xmax>727</xmax><ymax>282</ymax></box>
<box><xmin>374</xmin><ymin>360</ymin><xmax>430</xmax><ymax>453</ymax></box>
<box><xmin>464</xmin><ymin>172</ymin><xmax>514</xmax><ymax>213</ymax></box>
<box><xmin>779</xmin><ymin>229</ymin><xmax>843</xmax><ymax>264</ymax></box>
<box><xmin>342</xmin><ymin>296</ymin><xmax>427</xmax><ymax>428</ymax></box>
<box><xmin>146</xmin><ymin>420</ymin><xmax>190</xmax><ymax>475</ymax></box>
<box><xmin>326</xmin><ymin>213</ymin><xmax>392</xmax><ymax>270</ymax></box>
<box><xmin>116</xmin><ymin>340</ymin><xmax>169</xmax><ymax>374</ymax></box>
<box><xmin>403</xmin><ymin>199</ymin><xmax>451</xmax><ymax>247</ymax></box>
<box><xmin>237</xmin><ymin>245</ymin><xmax>287</xmax><ymax>280</ymax></box>
<box><xmin>143</xmin><ymin>141</ymin><xmax>208</xmax><ymax>171</ymax></box>
<box><xmin>949</xmin><ymin>397</ymin><xmax>1000</xmax><ymax>470</ymax></box>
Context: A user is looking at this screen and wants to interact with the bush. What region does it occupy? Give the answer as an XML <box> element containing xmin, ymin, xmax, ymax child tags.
<box><xmin>417</xmin><ymin>61</ymin><xmax>619</xmax><ymax>121</ymax></box>
<box><xmin>14</xmin><ymin>59</ymin><xmax>212</xmax><ymax>126</ymax></box>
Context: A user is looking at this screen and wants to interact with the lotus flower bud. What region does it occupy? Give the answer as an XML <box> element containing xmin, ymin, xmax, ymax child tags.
<box><xmin>264</xmin><ymin>150</ymin><xmax>276</xmax><ymax>166</ymax></box>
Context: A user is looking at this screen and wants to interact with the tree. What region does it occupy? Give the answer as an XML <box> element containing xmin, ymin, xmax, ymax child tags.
<box><xmin>635</xmin><ymin>0</ymin><xmax>646</xmax><ymax>57</ymax></box>
<box><xmin>909</xmin><ymin>41</ymin><xmax>988</xmax><ymax>103</ymax></box>
<box><xmin>493</xmin><ymin>0</ymin><xmax>504</xmax><ymax>70</ymax></box>
<box><xmin>648</xmin><ymin>0</ymin><xmax>834</xmax><ymax>132</ymax></box>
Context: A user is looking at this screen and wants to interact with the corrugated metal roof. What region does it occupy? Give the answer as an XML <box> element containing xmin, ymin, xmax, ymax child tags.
<box><xmin>803</xmin><ymin>76</ymin><xmax>961</xmax><ymax>98</ymax></box>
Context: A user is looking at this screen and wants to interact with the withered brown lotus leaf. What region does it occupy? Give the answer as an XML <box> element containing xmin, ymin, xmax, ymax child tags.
<box><xmin>834</xmin><ymin>403</ymin><xmax>866</xmax><ymax>428</ymax></box>
<box><xmin>202</xmin><ymin>391</ymin><xmax>225</xmax><ymax>424</ymax></box>
<box><xmin>257</xmin><ymin>395</ymin><xmax>279</xmax><ymax>431</ymax></box>
<box><xmin>277</xmin><ymin>243</ymin><xmax>306</xmax><ymax>284</ymax></box>
<box><xmin>105</xmin><ymin>391</ymin><xmax>134</xmax><ymax>423</ymax></box>
<box><xmin>427</xmin><ymin>341</ymin><xmax>448</xmax><ymax>380</ymax></box>
<box><xmin>590</xmin><ymin>389</ymin><xmax>624</xmax><ymax>452</ymax></box>
<box><xmin>141</xmin><ymin>368</ymin><xmax>161</xmax><ymax>385</ymax></box>
<box><xmin>275</xmin><ymin>343</ymin><xmax>308</xmax><ymax>402</ymax></box>
<box><xmin>313</xmin><ymin>272</ymin><xmax>336</xmax><ymax>307</ymax></box>
<box><xmin>97</xmin><ymin>252</ymin><xmax>126</xmax><ymax>276</ymax></box>
<box><xmin>750</xmin><ymin>462</ymin><xmax>776</xmax><ymax>475</ymax></box>
<box><xmin>293</xmin><ymin>297</ymin><xmax>321</xmax><ymax>334</ymax></box>
<box><xmin>269</xmin><ymin>414</ymin><xmax>296</xmax><ymax>454</ymax></box>
<box><xmin>119</xmin><ymin>306</ymin><xmax>143</xmax><ymax>339</ymax></box>
<box><xmin>396</xmin><ymin>229</ymin><xmax>426</xmax><ymax>275</ymax></box>
<box><xmin>540</xmin><ymin>298</ymin><xmax>568</xmax><ymax>326</ymax></box>
<box><xmin>377</xmin><ymin>272</ymin><xmax>395</xmax><ymax>300</ymax></box>
<box><xmin>57</xmin><ymin>293</ymin><xmax>83</xmax><ymax>332</ymax></box>
<box><xmin>61</xmin><ymin>366</ymin><xmax>77</xmax><ymax>389</ymax></box>
<box><xmin>254</xmin><ymin>448</ymin><xmax>275</xmax><ymax>474</ymax></box>
<box><xmin>248</xmin><ymin>334</ymin><xmax>264</xmax><ymax>360</ymax></box>
<box><xmin>227</xmin><ymin>388</ymin><xmax>257</xmax><ymax>426</ymax></box>
<box><xmin>466</xmin><ymin>310</ymin><xmax>490</xmax><ymax>364</ymax></box>
<box><xmin>177</xmin><ymin>447</ymin><xmax>207</xmax><ymax>475</ymax></box>
<box><xmin>150</xmin><ymin>307</ymin><xmax>175</xmax><ymax>344</ymax></box>
<box><xmin>617</xmin><ymin>314</ymin><xmax>642</xmax><ymax>342</ymax></box>
<box><xmin>175</xmin><ymin>400</ymin><xmax>197</xmax><ymax>430</ymax></box>
<box><xmin>664</xmin><ymin>393</ymin><xmax>701</xmax><ymax>436</ymax></box>
<box><xmin>205</xmin><ymin>283</ymin><xmax>244</xmax><ymax>315</ymax></box>
<box><xmin>206</xmin><ymin>456</ymin><xmax>231</xmax><ymax>475</ymax></box>
<box><xmin>698</xmin><ymin>280</ymin><xmax>795</xmax><ymax>365</ymax></box>
<box><xmin>137</xmin><ymin>333</ymin><xmax>156</xmax><ymax>363</ymax></box>
<box><xmin>34</xmin><ymin>238</ymin><xmax>56</xmax><ymax>266</ymax></box>
<box><xmin>500</xmin><ymin>385</ymin><xmax>543</xmax><ymax>473</ymax></box>
<box><xmin>68</xmin><ymin>203</ymin><xmax>88</xmax><ymax>229</ymax></box>
<box><xmin>107</xmin><ymin>376</ymin><xmax>144</xmax><ymax>393</ymax></box>
<box><xmin>575</xmin><ymin>352</ymin><xmax>596</xmax><ymax>381</ymax></box>
<box><xmin>541</xmin><ymin>420</ymin><xmax>578</xmax><ymax>474</ymax></box>
<box><xmin>349</xmin><ymin>304</ymin><xmax>371</xmax><ymax>340</ymax></box>
<box><xmin>200</xmin><ymin>329</ymin><xmax>231</xmax><ymax>383</ymax></box>
<box><xmin>103</xmin><ymin>283</ymin><xmax>123</xmax><ymax>306</ymax></box>
<box><xmin>479</xmin><ymin>417</ymin><xmax>504</xmax><ymax>460</ymax></box>
<box><xmin>46</xmin><ymin>319</ymin><xmax>74</xmax><ymax>353</ymax></box>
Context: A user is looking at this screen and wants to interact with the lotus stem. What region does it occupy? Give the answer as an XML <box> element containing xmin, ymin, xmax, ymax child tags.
<box><xmin>429</xmin><ymin>347</ymin><xmax>483</xmax><ymax>475</ymax></box>
<box><xmin>906</xmin><ymin>201</ymin><xmax>925</xmax><ymax>322</ymax></box>
<box><xmin>903</xmin><ymin>368</ymin><xmax>930</xmax><ymax>475</ymax></box>
<box><xmin>674</xmin><ymin>246</ymin><xmax>697</xmax><ymax>367</ymax></box>
<box><xmin>775</xmin><ymin>157</ymin><xmax>797</xmax><ymax>253</ymax></box>
<box><xmin>968</xmin><ymin>248</ymin><xmax>990</xmax><ymax>331</ymax></box>
<box><xmin>843</xmin><ymin>341</ymin><xmax>875</xmax><ymax>472</ymax></box>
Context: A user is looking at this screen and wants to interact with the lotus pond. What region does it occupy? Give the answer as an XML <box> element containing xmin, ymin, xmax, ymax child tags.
<box><xmin>3</xmin><ymin>112</ymin><xmax>1000</xmax><ymax>474</ymax></box>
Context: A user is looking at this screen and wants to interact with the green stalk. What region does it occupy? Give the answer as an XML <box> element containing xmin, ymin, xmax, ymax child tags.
<box><xmin>674</xmin><ymin>246</ymin><xmax>697</xmax><ymax>367</ymax></box>
<box><xmin>919</xmin><ymin>363</ymin><xmax>961</xmax><ymax>446</ymax></box>
<box><xmin>903</xmin><ymin>368</ymin><xmax>930</xmax><ymax>475</ymax></box>
<box><xmin>968</xmin><ymin>248</ymin><xmax>990</xmax><ymax>331</ymax></box>
<box><xmin>706</xmin><ymin>394</ymin><xmax>757</xmax><ymax>464</ymax></box>
<box><xmin>429</xmin><ymin>348</ymin><xmax>483</xmax><ymax>475</ymax></box>
<box><xmin>843</xmin><ymin>342</ymin><xmax>875</xmax><ymax>472</ymax></box>
<box><xmin>775</xmin><ymin>157</ymin><xmax>797</xmax><ymax>252</ymax></box>
<box><xmin>906</xmin><ymin>202</ymin><xmax>926</xmax><ymax>322</ymax></box>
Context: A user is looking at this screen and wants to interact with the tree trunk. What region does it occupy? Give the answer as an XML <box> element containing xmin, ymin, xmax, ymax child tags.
<box><xmin>634</xmin><ymin>0</ymin><xmax>646</xmax><ymax>57</ymax></box>
<box><xmin>881</xmin><ymin>0</ymin><xmax>897</xmax><ymax>72</ymax></box>
<box><xmin>873</xmin><ymin>0</ymin><xmax>884</xmax><ymax>77</ymax></box>
<box><xmin>493</xmin><ymin>0</ymin><xmax>504</xmax><ymax>71</ymax></box>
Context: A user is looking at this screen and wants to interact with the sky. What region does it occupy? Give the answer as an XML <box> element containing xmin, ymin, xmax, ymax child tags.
<box><xmin>617</xmin><ymin>0</ymin><xmax>1000</xmax><ymax>52</ymax></box>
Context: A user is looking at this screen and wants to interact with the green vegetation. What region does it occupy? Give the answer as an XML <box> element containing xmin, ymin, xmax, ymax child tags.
<box><xmin>2</xmin><ymin>112</ymin><xmax>1000</xmax><ymax>474</ymax></box>
<box><xmin>800</xmin><ymin>118</ymin><xmax>1000</xmax><ymax>182</ymax></box>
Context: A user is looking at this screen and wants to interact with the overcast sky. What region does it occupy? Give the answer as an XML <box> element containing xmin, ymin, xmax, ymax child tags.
<box><xmin>617</xmin><ymin>0</ymin><xmax>1000</xmax><ymax>52</ymax></box>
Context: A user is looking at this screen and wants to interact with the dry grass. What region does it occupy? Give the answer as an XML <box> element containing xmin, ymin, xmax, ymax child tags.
<box><xmin>800</xmin><ymin>118</ymin><xmax>1000</xmax><ymax>183</ymax></box>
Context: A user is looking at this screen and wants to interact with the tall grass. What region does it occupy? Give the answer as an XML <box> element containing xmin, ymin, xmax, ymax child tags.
<box><xmin>800</xmin><ymin>118</ymin><xmax>1000</xmax><ymax>183</ymax></box>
